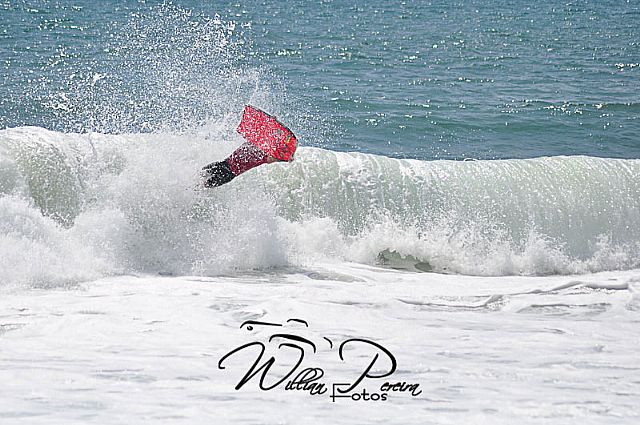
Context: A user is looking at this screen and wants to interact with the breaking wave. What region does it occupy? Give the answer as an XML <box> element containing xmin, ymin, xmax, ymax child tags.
<box><xmin>1</xmin><ymin>126</ymin><xmax>639</xmax><ymax>286</ymax></box>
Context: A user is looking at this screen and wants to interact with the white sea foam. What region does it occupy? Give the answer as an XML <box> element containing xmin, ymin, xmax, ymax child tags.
<box><xmin>1</xmin><ymin>265</ymin><xmax>639</xmax><ymax>423</ymax></box>
<box><xmin>1</xmin><ymin>126</ymin><xmax>639</xmax><ymax>286</ymax></box>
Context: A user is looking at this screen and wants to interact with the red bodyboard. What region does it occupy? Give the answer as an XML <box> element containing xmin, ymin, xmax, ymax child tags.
<box><xmin>236</xmin><ymin>105</ymin><xmax>298</xmax><ymax>162</ymax></box>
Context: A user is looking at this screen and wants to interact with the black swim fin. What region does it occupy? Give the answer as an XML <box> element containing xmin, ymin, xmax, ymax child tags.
<box><xmin>201</xmin><ymin>160</ymin><xmax>235</xmax><ymax>188</ymax></box>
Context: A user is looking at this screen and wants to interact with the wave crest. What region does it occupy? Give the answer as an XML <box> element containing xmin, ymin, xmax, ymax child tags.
<box><xmin>1</xmin><ymin>126</ymin><xmax>639</xmax><ymax>285</ymax></box>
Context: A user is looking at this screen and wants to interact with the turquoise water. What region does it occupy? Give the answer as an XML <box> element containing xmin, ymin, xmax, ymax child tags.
<box><xmin>1</xmin><ymin>0</ymin><xmax>639</xmax><ymax>160</ymax></box>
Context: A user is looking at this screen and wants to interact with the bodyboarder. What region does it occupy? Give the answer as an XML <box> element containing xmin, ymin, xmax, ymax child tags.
<box><xmin>201</xmin><ymin>105</ymin><xmax>298</xmax><ymax>188</ymax></box>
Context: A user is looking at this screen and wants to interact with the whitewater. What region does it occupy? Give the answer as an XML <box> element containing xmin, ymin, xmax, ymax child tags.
<box><xmin>2</xmin><ymin>126</ymin><xmax>639</xmax><ymax>285</ymax></box>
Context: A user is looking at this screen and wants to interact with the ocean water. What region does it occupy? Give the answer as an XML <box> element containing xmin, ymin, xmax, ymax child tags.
<box><xmin>1</xmin><ymin>1</ymin><xmax>639</xmax><ymax>423</ymax></box>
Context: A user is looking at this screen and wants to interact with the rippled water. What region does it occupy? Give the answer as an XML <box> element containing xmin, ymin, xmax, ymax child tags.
<box><xmin>2</xmin><ymin>0</ymin><xmax>639</xmax><ymax>159</ymax></box>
